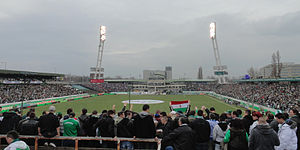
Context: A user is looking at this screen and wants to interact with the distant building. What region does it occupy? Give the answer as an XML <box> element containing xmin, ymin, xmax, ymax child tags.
<box><xmin>259</xmin><ymin>62</ymin><xmax>300</xmax><ymax>78</ymax></box>
<box><xmin>198</xmin><ymin>67</ymin><xmax>203</xmax><ymax>79</ymax></box>
<box><xmin>90</xmin><ymin>67</ymin><xmax>104</xmax><ymax>79</ymax></box>
<box><xmin>143</xmin><ymin>66</ymin><xmax>172</xmax><ymax>80</ymax></box>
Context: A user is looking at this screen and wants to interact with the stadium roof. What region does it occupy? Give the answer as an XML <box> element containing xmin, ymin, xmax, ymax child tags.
<box><xmin>0</xmin><ymin>69</ymin><xmax>64</xmax><ymax>80</ymax></box>
<box><xmin>235</xmin><ymin>77</ymin><xmax>300</xmax><ymax>82</ymax></box>
<box><xmin>105</xmin><ymin>79</ymin><xmax>216</xmax><ymax>83</ymax></box>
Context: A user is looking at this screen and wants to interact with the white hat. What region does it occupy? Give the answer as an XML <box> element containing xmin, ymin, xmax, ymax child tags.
<box><xmin>49</xmin><ymin>105</ymin><xmax>56</xmax><ymax>112</ymax></box>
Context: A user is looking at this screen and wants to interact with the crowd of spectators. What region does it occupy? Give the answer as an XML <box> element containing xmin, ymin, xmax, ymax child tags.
<box><xmin>184</xmin><ymin>83</ymin><xmax>300</xmax><ymax>111</ymax></box>
<box><xmin>0</xmin><ymin>104</ymin><xmax>299</xmax><ymax>150</ymax></box>
<box><xmin>0</xmin><ymin>84</ymin><xmax>83</xmax><ymax>104</ymax></box>
<box><xmin>82</xmin><ymin>83</ymin><xmax>129</xmax><ymax>93</ymax></box>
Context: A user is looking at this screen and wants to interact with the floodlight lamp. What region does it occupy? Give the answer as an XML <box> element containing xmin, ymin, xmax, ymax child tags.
<box><xmin>100</xmin><ymin>26</ymin><xmax>106</xmax><ymax>35</ymax></box>
<box><xmin>101</xmin><ymin>35</ymin><xmax>106</xmax><ymax>41</ymax></box>
<box><xmin>209</xmin><ymin>22</ymin><xmax>216</xmax><ymax>39</ymax></box>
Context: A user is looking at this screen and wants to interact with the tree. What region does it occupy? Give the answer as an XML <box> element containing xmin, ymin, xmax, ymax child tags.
<box><xmin>271</xmin><ymin>52</ymin><xmax>277</xmax><ymax>78</ymax></box>
<box><xmin>248</xmin><ymin>67</ymin><xmax>255</xmax><ymax>79</ymax></box>
<box><xmin>276</xmin><ymin>50</ymin><xmax>282</xmax><ymax>78</ymax></box>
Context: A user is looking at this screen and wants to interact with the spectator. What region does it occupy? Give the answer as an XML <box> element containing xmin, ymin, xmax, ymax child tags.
<box><xmin>249</xmin><ymin>117</ymin><xmax>280</xmax><ymax>150</ymax></box>
<box><xmin>0</xmin><ymin>108</ymin><xmax>22</xmax><ymax>134</ymax></box>
<box><xmin>38</xmin><ymin>106</ymin><xmax>60</xmax><ymax>147</ymax></box>
<box><xmin>96</xmin><ymin>110</ymin><xmax>115</xmax><ymax>138</ymax></box>
<box><xmin>162</xmin><ymin>117</ymin><xmax>195</xmax><ymax>150</ymax></box>
<box><xmin>207</xmin><ymin>113</ymin><xmax>219</xmax><ymax>149</ymax></box>
<box><xmin>78</xmin><ymin>108</ymin><xmax>88</xmax><ymax>136</ymax></box>
<box><xmin>224</xmin><ymin>119</ymin><xmax>248</xmax><ymax>150</ymax></box>
<box><xmin>275</xmin><ymin>113</ymin><xmax>298</xmax><ymax>150</ymax></box>
<box><xmin>289</xmin><ymin>109</ymin><xmax>300</xmax><ymax>150</ymax></box>
<box><xmin>84</xmin><ymin>110</ymin><xmax>99</xmax><ymax>137</ymax></box>
<box><xmin>243</xmin><ymin>110</ymin><xmax>253</xmax><ymax>134</ymax></box>
<box><xmin>63</xmin><ymin>112</ymin><xmax>80</xmax><ymax>147</ymax></box>
<box><xmin>213</xmin><ymin>113</ymin><xmax>229</xmax><ymax>150</ymax></box>
<box><xmin>115</xmin><ymin>111</ymin><xmax>134</xmax><ymax>150</ymax></box>
<box><xmin>18</xmin><ymin>112</ymin><xmax>38</xmax><ymax>135</ymax></box>
<box><xmin>189</xmin><ymin>110</ymin><xmax>211</xmax><ymax>150</ymax></box>
<box><xmin>4</xmin><ymin>130</ymin><xmax>29</xmax><ymax>150</ymax></box>
<box><xmin>249</xmin><ymin>111</ymin><xmax>263</xmax><ymax>135</ymax></box>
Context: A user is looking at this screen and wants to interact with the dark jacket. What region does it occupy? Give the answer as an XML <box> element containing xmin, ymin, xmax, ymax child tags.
<box><xmin>269</xmin><ymin>119</ymin><xmax>279</xmax><ymax>133</ymax></box>
<box><xmin>189</xmin><ymin>118</ymin><xmax>210</xmax><ymax>143</ymax></box>
<box><xmin>243</xmin><ymin>115</ymin><xmax>253</xmax><ymax>134</ymax></box>
<box><xmin>249</xmin><ymin>124</ymin><xmax>280</xmax><ymax>150</ymax></box>
<box><xmin>0</xmin><ymin>112</ymin><xmax>22</xmax><ymax>134</ymax></box>
<box><xmin>95</xmin><ymin>115</ymin><xmax>115</xmax><ymax>137</ymax></box>
<box><xmin>133</xmin><ymin>111</ymin><xmax>156</xmax><ymax>138</ymax></box>
<box><xmin>116</xmin><ymin>117</ymin><xmax>134</xmax><ymax>138</ymax></box>
<box><xmin>162</xmin><ymin>124</ymin><xmax>195</xmax><ymax>150</ymax></box>
<box><xmin>162</xmin><ymin>119</ymin><xmax>175</xmax><ymax>137</ymax></box>
<box><xmin>78</xmin><ymin>114</ymin><xmax>88</xmax><ymax>136</ymax></box>
<box><xmin>83</xmin><ymin>114</ymin><xmax>99</xmax><ymax>136</ymax></box>
<box><xmin>38</xmin><ymin>112</ymin><xmax>59</xmax><ymax>137</ymax></box>
<box><xmin>19</xmin><ymin>119</ymin><xmax>39</xmax><ymax>135</ymax></box>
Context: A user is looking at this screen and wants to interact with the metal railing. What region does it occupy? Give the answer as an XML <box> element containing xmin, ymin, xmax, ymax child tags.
<box><xmin>0</xmin><ymin>135</ymin><xmax>161</xmax><ymax>150</ymax></box>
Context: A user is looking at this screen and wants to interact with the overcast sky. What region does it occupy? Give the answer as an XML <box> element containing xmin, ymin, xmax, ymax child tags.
<box><xmin>0</xmin><ymin>0</ymin><xmax>300</xmax><ymax>79</ymax></box>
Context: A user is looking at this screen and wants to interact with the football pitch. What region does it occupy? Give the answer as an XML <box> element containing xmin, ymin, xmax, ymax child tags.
<box><xmin>34</xmin><ymin>95</ymin><xmax>243</xmax><ymax>116</ymax></box>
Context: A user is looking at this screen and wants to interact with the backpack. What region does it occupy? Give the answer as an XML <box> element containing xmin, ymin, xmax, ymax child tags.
<box><xmin>229</xmin><ymin>129</ymin><xmax>248</xmax><ymax>150</ymax></box>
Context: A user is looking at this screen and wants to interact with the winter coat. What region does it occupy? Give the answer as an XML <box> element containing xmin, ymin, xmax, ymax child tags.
<box><xmin>18</xmin><ymin>119</ymin><xmax>39</xmax><ymax>135</ymax></box>
<box><xmin>83</xmin><ymin>114</ymin><xmax>99</xmax><ymax>136</ymax></box>
<box><xmin>4</xmin><ymin>139</ymin><xmax>29</xmax><ymax>150</ymax></box>
<box><xmin>213</xmin><ymin>122</ymin><xmax>229</xmax><ymax>143</ymax></box>
<box><xmin>290</xmin><ymin>115</ymin><xmax>300</xmax><ymax>150</ymax></box>
<box><xmin>133</xmin><ymin>111</ymin><xmax>156</xmax><ymax>138</ymax></box>
<box><xmin>275</xmin><ymin>123</ymin><xmax>298</xmax><ymax>150</ymax></box>
<box><xmin>243</xmin><ymin>115</ymin><xmax>253</xmax><ymax>134</ymax></box>
<box><xmin>249</xmin><ymin>124</ymin><xmax>280</xmax><ymax>150</ymax></box>
<box><xmin>208</xmin><ymin>119</ymin><xmax>219</xmax><ymax>139</ymax></box>
<box><xmin>78</xmin><ymin>114</ymin><xmax>88</xmax><ymax>136</ymax></box>
<box><xmin>95</xmin><ymin>116</ymin><xmax>115</xmax><ymax>137</ymax></box>
<box><xmin>249</xmin><ymin>120</ymin><xmax>258</xmax><ymax>135</ymax></box>
<box><xmin>0</xmin><ymin>112</ymin><xmax>22</xmax><ymax>134</ymax></box>
<box><xmin>116</xmin><ymin>117</ymin><xmax>134</xmax><ymax>138</ymax></box>
<box><xmin>224</xmin><ymin>128</ymin><xmax>248</xmax><ymax>150</ymax></box>
<box><xmin>189</xmin><ymin>118</ymin><xmax>211</xmax><ymax>143</ymax></box>
<box><xmin>162</xmin><ymin>124</ymin><xmax>195</xmax><ymax>150</ymax></box>
<box><xmin>270</xmin><ymin>119</ymin><xmax>279</xmax><ymax>133</ymax></box>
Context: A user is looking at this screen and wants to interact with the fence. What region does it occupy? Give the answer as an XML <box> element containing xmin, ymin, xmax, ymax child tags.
<box><xmin>0</xmin><ymin>135</ymin><xmax>161</xmax><ymax>150</ymax></box>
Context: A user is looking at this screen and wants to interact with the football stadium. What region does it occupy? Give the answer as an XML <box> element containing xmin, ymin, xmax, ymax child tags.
<box><xmin>1</xmin><ymin>1</ymin><xmax>300</xmax><ymax>150</ymax></box>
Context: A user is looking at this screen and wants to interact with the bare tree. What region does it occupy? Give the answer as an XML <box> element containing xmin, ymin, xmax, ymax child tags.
<box><xmin>271</xmin><ymin>52</ymin><xmax>277</xmax><ymax>78</ymax></box>
<box><xmin>276</xmin><ymin>50</ymin><xmax>282</xmax><ymax>78</ymax></box>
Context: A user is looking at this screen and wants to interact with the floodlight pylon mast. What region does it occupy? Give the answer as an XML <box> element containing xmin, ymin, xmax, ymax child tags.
<box><xmin>95</xmin><ymin>26</ymin><xmax>106</xmax><ymax>79</ymax></box>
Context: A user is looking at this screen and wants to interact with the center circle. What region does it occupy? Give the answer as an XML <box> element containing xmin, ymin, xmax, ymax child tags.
<box><xmin>122</xmin><ymin>99</ymin><xmax>165</xmax><ymax>104</ymax></box>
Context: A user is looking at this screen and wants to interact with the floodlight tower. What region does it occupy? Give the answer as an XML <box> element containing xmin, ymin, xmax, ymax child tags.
<box><xmin>95</xmin><ymin>25</ymin><xmax>106</xmax><ymax>79</ymax></box>
<box><xmin>209</xmin><ymin>22</ymin><xmax>227</xmax><ymax>84</ymax></box>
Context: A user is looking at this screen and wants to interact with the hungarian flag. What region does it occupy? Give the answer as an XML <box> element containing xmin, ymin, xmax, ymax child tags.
<box><xmin>170</xmin><ymin>100</ymin><xmax>190</xmax><ymax>113</ymax></box>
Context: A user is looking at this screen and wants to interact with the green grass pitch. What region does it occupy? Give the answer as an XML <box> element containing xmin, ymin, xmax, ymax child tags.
<box><xmin>34</xmin><ymin>95</ymin><xmax>243</xmax><ymax>116</ymax></box>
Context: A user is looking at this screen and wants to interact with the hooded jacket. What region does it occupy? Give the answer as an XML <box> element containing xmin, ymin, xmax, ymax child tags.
<box><xmin>275</xmin><ymin>123</ymin><xmax>298</xmax><ymax>150</ymax></box>
<box><xmin>116</xmin><ymin>117</ymin><xmax>134</xmax><ymax>138</ymax></box>
<box><xmin>133</xmin><ymin>111</ymin><xmax>156</xmax><ymax>138</ymax></box>
<box><xmin>249</xmin><ymin>124</ymin><xmax>280</xmax><ymax>150</ymax></box>
<box><xmin>213</xmin><ymin>122</ymin><xmax>229</xmax><ymax>143</ymax></box>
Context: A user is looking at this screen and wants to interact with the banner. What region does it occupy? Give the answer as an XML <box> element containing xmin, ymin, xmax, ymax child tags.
<box><xmin>170</xmin><ymin>100</ymin><xmax>190</xmax><ymax>112</ymax></box>
<box><xmin>90</xmin><ymin>79</ymin><xmax>104</xmax><ymax>83</ymax></box>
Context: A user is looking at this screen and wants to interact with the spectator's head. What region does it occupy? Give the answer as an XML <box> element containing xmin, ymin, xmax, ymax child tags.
<box><xmin>252</xmin><ymin>111</ymin><xmax>263</xmax><ymax>121</ymax></box>
<box><xmin>244</xmin><ymin>110</ymin><xmax>251</xmax><ymax>116</ymax></box>
<box><xmin>267</xmin><ymin>113</ymin><xmax>274</xmax><ymax>120</ymax></box>
<box><xmin>57</xmin><ymin>112</ymin><xmax>62</xmax><ymax>119</ymax></box>
<box><xmin>102</xmin><ymin>110</ymin><xmax>107</xmax><ymax>114</ymax></box>
<box><xmin>69</xmin><ymin>112</ymin><xmax>75</xmax><ymax>118</ymax></box>
<box><xmin>210</xmin><ymin>107</ymin><xmax>216</xmax><ymax>113</ymax></box>
<box><xmin>289</xmin><ymin>109</ymin><xmax>299</xmax><ymax>118</ymax></box>
<box><xmin>0</xmin><ymin>106</ymin><xmax>2</xmax><ymax>111</ymax></box>
<box><xmin>236</xmin><ymin>109</ymin><xmax>242</xmax><ymax>117</ymax></box>
<box><xmin>142</xmin><ymin>104</ymin><xmax>150</xmax><ymax>112</ymax></box>
<box><xmin>49</xmin><ymin>105</ymin><xmax>56</xmax><ymax>113</ymax></box>
<box><xmin>275</xmin><ymin>113</ymin><xmax>286</xmax><ymax>124</ymax></box>
<box><xmin>230</xmin><ymin>119</ymin><xmax>244</xmax><ymax>129</ymax></box>
<box><xmin>232</xmin><ymin>111</ymin><xmax>238</xmax><ymax>119</ymax></box>
<box><xmin>209</xmin><ymin>113</ymin><xmax>218</xmax><ymax>120</ymax></box>
<box><xmin>92</xmin><ymin>110</ymin><xmax>98</xmax><ymax>115</ymax></box>
<box><xmin>108</xmin><ymin>110</ymin><xmax>115</xmax><ymax>117</ymax></box>
<box><xmin>197</xmin><ymin>110</ymin><xmax>204</xmax><ymax>117</ymax></box>
<box><xmin>30</xmin><ymin>108</ymin><xmax>35</xmax><ymax>113</ymax></box>
<box><xmin>125</xmin><ymin>111</ymin><xmax>132</xmax><ymax>119</ymax></box>
<box><xmin>82</xmin><ymin>108</ymin><xmax>87</xmax><ymax>115</ymax></box>
<box><xmin>160</xmin><ymin>112</ymin><xmax>167</xmax><ymax>117</ymax></box>
<box><xmin>161</xmin><ymin>116</ymin><xmax>168</xmax><ymax>125</ymax></box>
<box><xmin>67</xmin><ymin>108</ymin><xmax>73</xmax><ymax>114</ymax></box>
<box><xmin>258</xmin><ymin>116</ymin><xmax>267</xmax><ymax>125</ymax></box>
<box><xmin>6</xmin><ymin>130</ymin><xmax>19</xmax><ymax>144</ymax></box>
<box><xmin>118</xmin><ymin>111</ymin><xmax>124</xmax><ymax>118</ymax></box>
<box><xmin>178</xmin><ymin>117</ymin><xmax>189</xmax><ymax>126</ymax></box>
<box><xmin>29</xmin><ymin>112</ymin><xmax>36</xmax><ymax>119</ymax></box>
<box><xmin>219</xmin><ymin>113</ymin><xmax>227</xmax><ymax>122</ymax></box>
<box><xmin>189</xmin><ymin>110</ymin><xmax>196</xmax><ymax>116</ymax></box>
<box><xmin>42</xmin><ymin>111</ymin><xmax>47</xmax><ymax>116</ymax></box>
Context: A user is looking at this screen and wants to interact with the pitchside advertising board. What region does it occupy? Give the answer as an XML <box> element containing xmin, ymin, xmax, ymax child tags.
<box><xmin>90</xmin><ymin>79</ymin><xmax>104</xmax><ymax>83</ymax></box>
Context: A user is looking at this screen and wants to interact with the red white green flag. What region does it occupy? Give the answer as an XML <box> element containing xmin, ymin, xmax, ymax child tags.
<box><xmin>170</xmin><ymin>100</ymin><xmax>190</xmax><ymax>112</ymax></box>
